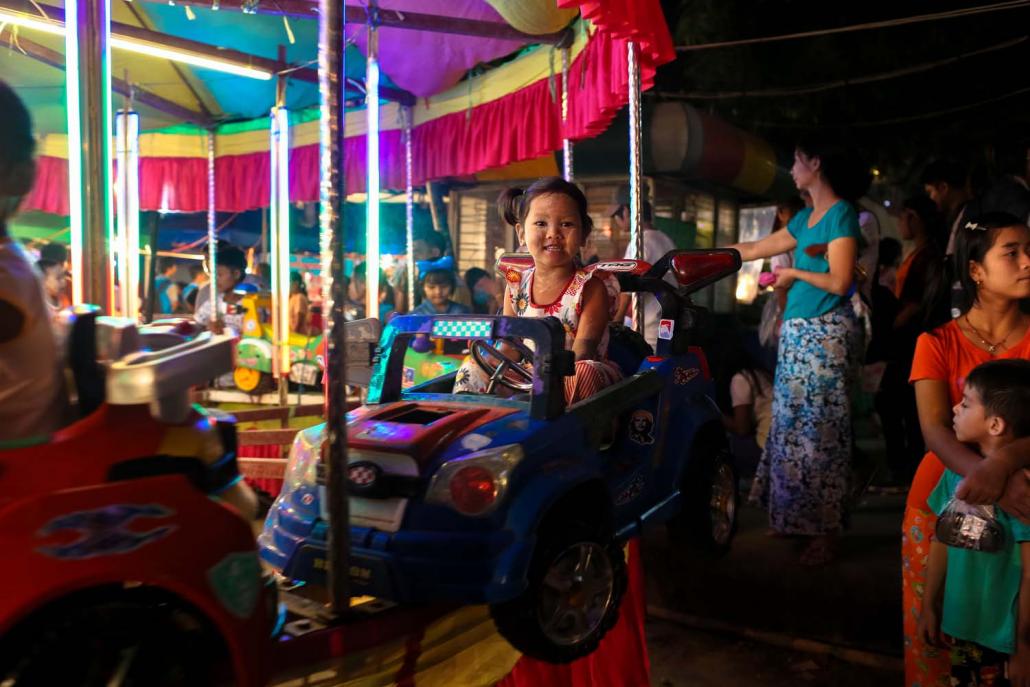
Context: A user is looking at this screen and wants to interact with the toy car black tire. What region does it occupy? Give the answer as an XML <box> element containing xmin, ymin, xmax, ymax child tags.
<box><xmin>490</xmin><ymin>520</ymin><xmax>627</xmax><ymax>664</ymax></box>
<box><xmin>667</xmin><ymin>436</ymin><xmax>739</xmax><ymax>556</ymax></box>
<box><xmin>0</xmin><ymin>590</ymin><xmax>231</xmax><ymax>686</ymax></box>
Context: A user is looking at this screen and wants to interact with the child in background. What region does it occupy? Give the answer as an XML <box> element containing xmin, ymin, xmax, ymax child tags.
<box><xmin>411</xmin><ymin>269</ymin><xmax>471</xmax><ymax>316</ymax></box>
<box><xmin>0</xmin><ymin>80</ymin><xmax>68</xmax><ymax>441</ymax></box>
<box><xmin>36</xmin><ymin>259</ymin><xmax>67</xmax><ymax>322</ymax></box>
<box><xmin>194</xmin><ymin>242</ymin><xmax>248</xmax><ymax>336</ymax></box>
<box><xmin>180</xmin><ymin>263</ymin><xmax>207</xmax><ymax>313</ymax></box>
<box><xmin>720</xmin><ymin>349</ymin><xmax>774</xmax><ymax>451</ymax></box>
<box><xmin>919</xmin><ymin>359</ymin><xmax>1030</xmax><ymax>687</ymax></box>
<box><xmin>465</xmin><ymin>266</ymin><xmax>500</xmax><ymax>315</ymax></box>
<box><xmin>453</xmin><ymin>177</ymin><xmax>622</xmax><ymax>405</ymax></box>
<box><xmin>289</xmin><ymin>271</ymin><xmax>310</xmax><ymax>335</ymax></box>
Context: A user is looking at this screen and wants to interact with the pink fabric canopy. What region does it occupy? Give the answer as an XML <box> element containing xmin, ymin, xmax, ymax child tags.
<box><xmin>22</xmin><ymin>0</ymin><xmax>676</xmax><ymax>215</ymax></box>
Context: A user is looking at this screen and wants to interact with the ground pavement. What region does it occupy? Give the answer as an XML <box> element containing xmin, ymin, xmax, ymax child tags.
<box><xmin>642</xmin><ymin>482</ymin><xmax>905</xmax><ymax>685</ymax></box>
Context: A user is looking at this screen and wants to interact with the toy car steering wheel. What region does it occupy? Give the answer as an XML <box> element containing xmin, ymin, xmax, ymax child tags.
<box><xmin>470</xmin><ymin>339</ymin><xmax>535</xmax><ymax>393</ymax></box>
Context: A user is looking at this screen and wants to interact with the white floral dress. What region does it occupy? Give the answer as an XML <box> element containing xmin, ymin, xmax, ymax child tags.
<box><xmin>453</xmin><ymin>267</ymin><xmax>623</xmax><ymax>403</ymax></box>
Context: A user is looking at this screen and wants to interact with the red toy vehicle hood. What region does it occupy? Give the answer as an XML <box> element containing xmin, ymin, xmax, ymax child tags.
<box><xmin>347</xmin><ymin>402</ymin><xmax>515</xmax><ymax>465</ymax></box>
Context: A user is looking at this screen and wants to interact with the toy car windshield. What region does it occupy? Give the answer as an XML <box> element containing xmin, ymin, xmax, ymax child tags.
<box><xmin>370</xmin><ymin>314</ymin><xmax>572</xmax><ymax>420</ymax></box>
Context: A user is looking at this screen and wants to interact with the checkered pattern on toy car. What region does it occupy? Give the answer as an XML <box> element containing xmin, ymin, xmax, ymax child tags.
<box><xmin>431</xmin><ymin>319</ymin><xmax>494</xmax><ymax>339</ymax></box>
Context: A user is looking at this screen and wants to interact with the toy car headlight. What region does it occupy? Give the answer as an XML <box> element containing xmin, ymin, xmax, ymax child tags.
<box><xmin>424</xmin><ymin>444</ymin><xmax>523</xmax><ymax>516</ymax></box>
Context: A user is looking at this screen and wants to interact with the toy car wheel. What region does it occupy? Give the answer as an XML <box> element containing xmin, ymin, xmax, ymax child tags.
<box><xmin>0</xmin><ymin>593</ymin><xmax>231</xmax><ymax>686</ymax></box>
<box><xmin>668</xmin><ymin>437</ymin><xmax>739</xmax><ymax>555</ymax></box>
<box><xmin>491</xmin><ymin>520</ymin><xmax>626</xmax><ymax>664</ymax></box>
<box><xmin>234</xmin><ymin>366</ymin><xmax>273</xmax><ymax>394</ymax></box>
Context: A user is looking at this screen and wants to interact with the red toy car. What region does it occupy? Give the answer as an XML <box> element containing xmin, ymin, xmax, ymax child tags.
<box><xmin>0</xmin><ymin>309</ymin><xmax>272</xmax><ymax>686</ymax></box>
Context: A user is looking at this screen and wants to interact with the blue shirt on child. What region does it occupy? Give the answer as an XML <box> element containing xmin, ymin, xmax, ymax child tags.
<box><xmin>929</xmin><ymin>469</ymin><xmax>1030</xmax><ymax>655</ymax></box>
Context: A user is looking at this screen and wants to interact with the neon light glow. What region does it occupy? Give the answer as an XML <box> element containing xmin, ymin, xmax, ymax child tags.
<box><xmin>115</xmin><ymin>111</ymin><xmax>140</xmax><ymax>319</ymax></box>
<box><xmin>0</xmin><ymin>8</ymin><xmax>272</xmax><ymax>80</ymax></box>
<box><xmin>431</xmin><ymin>319</ymin><xmax>494</xmax><ymax>340</ymax></box>
<box><xmin>365</xmin><ymin>48</ymin><xmax>381</xmax><ymax>320</ymax></box>
<box><xmin>64</xmin><ymin>0</ymin><xmax>84</xmax><ymax>305</ymax></box>
<box><xmin>270</xmin><ymin>106</ymin><xmax>292</xmax><ymax>379</ymax></box>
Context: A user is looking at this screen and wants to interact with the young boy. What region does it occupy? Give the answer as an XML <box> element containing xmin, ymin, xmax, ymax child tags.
<box><xmin>36</xmin><ymin>258</ymin><xmax>68</xmax><ymax>321</ymax></box>
<box><xmin>194</xmin><ymin>242</ymin><xmax>248</xmax><ymax>336</ymax></box>
<box><xmin>0</xmin><ymin>80</ymin><xmax>68</xmax><ymax>441</ymax></box>
<box><xmin>411</xmin><ymin>269</ymin><xmax>471</xmax><ymax>316</ymax></box>
<box><xmin>920</xmin><ymin>359</ymin><xmax>1030</xmax><ymax>687</ymax></box>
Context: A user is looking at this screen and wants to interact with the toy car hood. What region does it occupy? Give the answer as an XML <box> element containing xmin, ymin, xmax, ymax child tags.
<box><xmin>347</xmin><ymin>402</ymin><xmax>517</xmax><ymax>467</ymax></box>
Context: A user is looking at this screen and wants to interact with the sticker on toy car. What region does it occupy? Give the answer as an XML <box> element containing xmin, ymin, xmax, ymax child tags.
<box><xmin>658</xmin><ymin>319</ymin><xmax>674</xmax><ymax>340</ymax></box>
<box><xmin>674</xmin><ymin>367</ymin><xmax>700</xmax><ymax>385</ymax></box>
<box><xmin>593</xmin><ymin>260</ymin><xmax>641</xmax><ymax>273</ymax></box>
<box><xmin>615</xmin><ymin>472</ymin><xmax>646</xmax><ymax>506</ymax></box>
<box><xmin>207</xmin><ymin>551</ymin><xmax>262</xmax><ymax>619</ymax></box>
<box><xmin>628</xmin><ymin>410</ymin><xmax>655</xmax><ymax>446</ymax></box>
<box><xmin>35</xmin><ymin>503</ymin><xmax>176</xmax><ymax>560</ymax></box>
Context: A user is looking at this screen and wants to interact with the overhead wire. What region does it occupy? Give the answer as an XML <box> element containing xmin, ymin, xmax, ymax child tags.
<box><xmin>675</xmin><ymin>0</ymin><xmax>1030</xmax><ymax>52</ymax></box>
<box><xmin>752</xmin><ymin>85</ymin><xmax>1030</xmax><ymax>128</ymax></box>
<box><xmin>654</xmin><ymin>36</ymin><xmax>1027</xmax><ymax>99</ymax></box>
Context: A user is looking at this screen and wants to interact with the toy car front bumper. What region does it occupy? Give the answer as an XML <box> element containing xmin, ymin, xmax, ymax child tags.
<box><xmin>275</xmin><ymin>525</ymin><xmax>533</xmax><ymax>605</ymax></box>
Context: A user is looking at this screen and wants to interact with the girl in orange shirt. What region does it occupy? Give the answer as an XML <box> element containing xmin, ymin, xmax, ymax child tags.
<box><xmin>903</xmin><ymin>212</ymin><xmax>1030</xmax><ymax>687</ymax></box>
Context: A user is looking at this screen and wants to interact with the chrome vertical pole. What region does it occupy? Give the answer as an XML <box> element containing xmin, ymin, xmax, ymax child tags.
<box><xmin>319</xmin><ymin>0</ymin><xmax>350</xmax><ymax>612</ymax></box>
<box><xmin>403</xmin><ymin>105</ymin><xmax>415</xmax><ymax>310</ymax></box>
<box><xmin>207</xmin><ymin>130</ymin><xmax>218</xmax><ymax>322</ymax></box>
<box><xmin>115</xmin><ymin>106</ymin><xmax>139</xmax><ymax>319</ymax></box>
<box><xmin>66</xmin><ymin>0</ymin><xmax>114</xmax><ymax>309</ymax></box>
<box><xmin>627</xmin><ymin>41</ymin><xmax>644</xmax><ymax>332</ymax></box>
<box><xmin>364</xmin><ymin>4</ymin><xmax>381</xmax><ymax>320</ymax></box>
<box><xmin>561</xmin><ymin>46</ymin><xmax>573</xmax><ymax>182</ymax></box>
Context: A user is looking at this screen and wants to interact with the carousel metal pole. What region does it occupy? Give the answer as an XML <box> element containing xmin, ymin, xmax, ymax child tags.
<box><xmin>65</xmin><ymin>0</ymin><xmax>114</xmax><ymax>309</ymax></box>
<box><xmin>403</xmin><ymin>105</ymin><xmax>415</xmax><ymax>310</ymax></box>
<box><xmin>364</xmin><ymin>5</ymin><xmax>381</xmax><ymax>320</ymax></box>
<box><xmin>319</xmin><ymin>0</ymin><xmax>350</xmax><ymax>612</ymax></box>
<box><xmin>560</xmin><ymin>46</ymin><xmax>573</xmax><ymax>182</ymax></box>
<box><xmin>115</xmin><ymin>100</ymin><xmax>140</xmax><ymax>319</ymax></box>
<box><xmin>270</xmin><ymin>77</ymin><xmax>291</xmax><ymax>406</ymax></box>
<box><xmin>207</xmin><ymin>129</ymin><xmax>218</xmax><ymax>325</ymax></box>
<box><xmin>627</xmin><ymin>41</ymin><xmax>644</xmax><ymax>332</ymax></box>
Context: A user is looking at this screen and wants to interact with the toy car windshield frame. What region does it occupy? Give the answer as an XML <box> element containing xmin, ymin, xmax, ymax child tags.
<box><xmin>367</xmin><ymin>314</ymin><xmax>572</xmax><ymax>420</ymax></box>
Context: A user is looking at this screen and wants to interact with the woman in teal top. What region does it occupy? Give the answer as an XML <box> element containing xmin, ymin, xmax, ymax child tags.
<box><xmin>729</xmin><ymin>135</ymin><xmax>870</xmax><ymax>565</ymax></box>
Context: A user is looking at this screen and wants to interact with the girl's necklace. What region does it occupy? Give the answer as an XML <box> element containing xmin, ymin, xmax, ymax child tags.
<box><xmin>964</xmin><ymin>314</ymin><xmax>1016</xmax><ymax>356</ymax></box>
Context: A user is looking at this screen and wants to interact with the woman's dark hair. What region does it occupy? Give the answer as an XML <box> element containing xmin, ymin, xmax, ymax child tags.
<box><xmin>955</xmin><ymin>211</ymin><xmax>1027</xmax><ymax>313</ymax></box>
<box><xmin>464</xmin><ymin>267</ymin><xmax>489</xmax><ymax>292</ymax></box>
<box><xmin>795</xmin><ymin>134</ymin><xmax>872</xmax><ymax>203</ymax></box>
<box><xmin>497</xmin><ymin>176</ymin><xmax>594</xmax><ymax>237</ymax></box>
<box><xmin>422</xmin><ymin>268</ymin><xmax>455</xmax><ymax>291</ymax></box>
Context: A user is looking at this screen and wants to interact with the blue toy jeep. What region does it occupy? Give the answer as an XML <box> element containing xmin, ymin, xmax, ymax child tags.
<box><xmin>259</xmin><ymin>249</ymin><xmax>741</xmax><ymax>663</ymax></box>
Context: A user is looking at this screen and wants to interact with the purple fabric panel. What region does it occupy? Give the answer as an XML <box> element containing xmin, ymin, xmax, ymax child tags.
<box><xmin>345</xmin><ymin>0</ymin><xmax>526</xmax><ymax>97</ymax></box>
